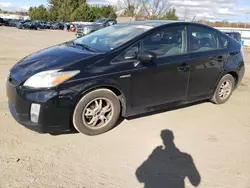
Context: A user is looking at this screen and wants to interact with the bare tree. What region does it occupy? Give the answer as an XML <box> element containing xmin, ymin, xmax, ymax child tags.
<box><xmin>117</xmin><ymin>0</ymin><xmax>142</xmax><ymax>17</ymax></box>
<box><xmin>140</xmin><ymin>0</ymin><xmax>170</xmax><ymax>19</ymax></box>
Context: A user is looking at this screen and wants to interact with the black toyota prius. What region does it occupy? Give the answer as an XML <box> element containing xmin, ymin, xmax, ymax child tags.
<box><xmin>7</xmin><ymin>21</ymin><xmax>245</xmax><ymax>135</ymax></box>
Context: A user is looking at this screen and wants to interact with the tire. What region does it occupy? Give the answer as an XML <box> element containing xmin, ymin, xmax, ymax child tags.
<box><xmin>211</xmin><ymin>74</ymin><xmax>235</xmax><ymax>104</ymax></box>
<box><xmin>73</xmin><ymin>89</ymin><xmax>121</xmax><ymax>135</ymax></box>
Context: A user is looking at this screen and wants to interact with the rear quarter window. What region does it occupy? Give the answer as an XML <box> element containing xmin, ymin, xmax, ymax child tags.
<box><xmin>188</xmin><ymin>25</ymin><xmax>219</xmax><ymax>52</ymax></box>
<box><xmin>219</xmin><ymin>34</ymin><xmax>229</xmax><ymax>49</ymax></box>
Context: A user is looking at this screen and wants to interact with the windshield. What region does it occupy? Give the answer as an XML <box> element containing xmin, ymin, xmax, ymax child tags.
<box><xmin>73</xmin><ymin>24</ymin><xmax>153</xmax><ymax>52</ymax></box>
<box><xmin>95</xmin><ymin>18</ymin><xmax>106</xmax><ymax>23</ymax></box>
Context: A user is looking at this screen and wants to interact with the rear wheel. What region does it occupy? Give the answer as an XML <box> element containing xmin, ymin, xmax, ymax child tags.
<box><xmin>211</xmin><ymin>74</ymin><xmax>235</xmax><ymax>104</ymax></box>
<box><xmin>73</xmin><ymin>89</ymin><xmax>121</xmax><ymax>135</ymax></box>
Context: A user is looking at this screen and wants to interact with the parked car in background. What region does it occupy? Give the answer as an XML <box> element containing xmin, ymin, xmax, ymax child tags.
<box><xmin>224</xmin><ymin>32</ymin><xmax>241</xmax><ymax>43</ymax></box>
<box><xmin>0</xmin><ymin>18</ymin><xmax>7</xmax><ymax>26</ymax></box>
<box><xmin>64</xmin><ymin>22</ymin><xmax>71</xmax><ymax>31</ymax></box>
<box><xmin>45</xmin><ymin>21</ymin><xmax>56</xmax><ymax>29</ymax></box>
<box><xmin>3</xmin><ymin>18</ymin><xmax>12</xmax><ymax>26</ymax></box>
<box><xmin>3</xmin><ymin>18</ymin><xmax>11</xmax><ymax>26</ymax></box>
<box><xmin>76</xmin><ymin>18</ymin><xmax>117</xmax><ymax>38</ymax></box>
<box><xmin>51</xmin><ymin>22</ymin><xmax>64</xmax><ymax>30</ymax></box>
<box><xmin>7</xmin><ymin>19</ymin><xmax>22</xmax><ymax>27</ymax></box>
<box><xmin>7</xmin><ymin>21</ymin><xmax>245</xmax><ymax>135</ymax></box>
<box><xmin>36</xmin><ymin>21</ymin><xmax>47</xmax><ymax>29</ymax></box>
<box><xmin>17</xmin><ymin>20</ymin><xmax>30</xmax><ymax>29</ymax></box>
<box><xmin>17</xmin><ymin>21</ymin><xmax>46</xmax><ymax>30</ymax></box>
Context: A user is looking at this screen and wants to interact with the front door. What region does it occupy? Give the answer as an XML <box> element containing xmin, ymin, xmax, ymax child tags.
<box><xmin>130</xmin><ymin>25</ymin><xmax>190</xmax><ymax>108</ymax></box>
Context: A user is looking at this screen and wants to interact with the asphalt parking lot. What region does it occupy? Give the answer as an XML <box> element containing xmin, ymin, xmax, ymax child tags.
<box><xmin>0</xmin><ymin>26</ymin><xmax>250</xmax><ymax>188</ymax></box>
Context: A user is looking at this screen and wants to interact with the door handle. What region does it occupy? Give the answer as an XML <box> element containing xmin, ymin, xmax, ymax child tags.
<box><xmin>177</xmin><ymin>63</ymin><xmax>189</xmax><ymax>72</ymax></box>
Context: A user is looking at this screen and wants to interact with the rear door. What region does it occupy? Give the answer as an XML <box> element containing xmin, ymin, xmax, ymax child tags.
<box><xmin>186</xmin><ymin>25</ymin><xmax>229</xmax><ymax>100</ymax></box>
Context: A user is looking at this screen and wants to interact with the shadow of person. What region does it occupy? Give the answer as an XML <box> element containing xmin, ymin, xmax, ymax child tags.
<box><xmin>136</xmin><ymin>130</ymin><xmax>201</xmax><ymax>188</ymax></box>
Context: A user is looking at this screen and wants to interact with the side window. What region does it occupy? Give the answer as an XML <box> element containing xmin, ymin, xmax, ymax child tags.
<box><xmin>141</xmin><ymin>26</ymin><xmax>187</xmax><ymax>57</ymax></box>
<box><xmin>219</xmin><ymin>34</ymin><xmax>229</xmax><ymax>49</ymax></box>
<box><xmin>108</xmin><ymin>21</ymin><xmax>115</xmax><ymax>26</ymax></box>
<box><xmin>188</xmin><ymin>26</ymin><xmax>220</xmax><ymax>52</ymax></box>
<box><xmin>113</xmin><ymin>43</ymin><xmax>140</xmax><ymax>63</ymax></box>
<box><xmin>105</xmin><ymin>20</ymin><xmax>115</xmax><ymax>27</ymax></box>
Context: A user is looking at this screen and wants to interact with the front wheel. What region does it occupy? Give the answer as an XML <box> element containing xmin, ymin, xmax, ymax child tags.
<box><xmin>211</xmin><ymin>74</ymin><xmax>235</xmax><ymax>104</ymax></box>
<box><xmin>73</xmin><ymin>89</ymin><xmax>121</xmax><ymax>135</ymax></box>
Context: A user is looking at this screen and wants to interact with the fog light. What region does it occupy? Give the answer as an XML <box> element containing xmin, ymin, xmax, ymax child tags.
<box><xmin>30</xmin><ymin>103</ymin><xmax>41</xmax><ymax>123</ymax></box>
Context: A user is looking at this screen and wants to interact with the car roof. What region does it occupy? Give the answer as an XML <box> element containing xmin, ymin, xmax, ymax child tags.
<box><xmin>124</xmin><ymin>20</ymin><xmax>182</xmax><ymax>27</ymax></box>
<box><xmin>225</xmin><ymin>32</ymin><xmax>241</xmax><ymax>34</ymax></box>
<box><xmin>119</xmin><ymin>21</ymin><xmax>228</xmax><ymax>36</ymax></box>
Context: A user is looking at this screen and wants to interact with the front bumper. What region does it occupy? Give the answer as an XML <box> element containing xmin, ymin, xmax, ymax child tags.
<box><xmin>76</xmin><ymin>33</ymin><xmax>85</xmax><ymax>38</ymax></box>
<box><xmin>8</xmin><ymin>101</ymin><xmax>44</xmax><ymax>132</ymax></box>
<box><xmin>6</xmin><ymin>82</ymin><xmax>77</xmax><ymax>133</ymax></box>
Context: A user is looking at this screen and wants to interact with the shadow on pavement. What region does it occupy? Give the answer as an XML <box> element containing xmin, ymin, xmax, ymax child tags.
<box><xmin>49</xmin><ymin>128</ymin><xmax>79</xmax><ymax>136</ymax></box>
<box><xmin>136</xmin><ymin>129</ymin><xmax>201</xmax><ymax>188</ymax></box>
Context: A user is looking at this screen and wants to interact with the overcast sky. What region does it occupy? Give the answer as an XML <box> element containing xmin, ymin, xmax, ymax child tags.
<box><xmin>1</xmin><ymin>0</ymin><xmax>250</xmax><ymax>21</ymax></box>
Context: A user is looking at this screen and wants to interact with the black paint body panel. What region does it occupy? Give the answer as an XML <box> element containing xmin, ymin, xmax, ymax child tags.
<box><xmin>6</xmin><ymin>21</ymin><xmax>245</xmax><ymax>133</ymax></box>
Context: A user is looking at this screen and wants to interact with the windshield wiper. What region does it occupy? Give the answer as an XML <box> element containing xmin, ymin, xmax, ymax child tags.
<box><xmin>72</xmin><ymin>42</ymin><xmax>96</xmax><ymax>52</ymax></box>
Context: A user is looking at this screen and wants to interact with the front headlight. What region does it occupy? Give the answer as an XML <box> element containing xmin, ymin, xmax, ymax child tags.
<box><xmin>23</xmin><ymin>69</ymin><xmax>80</xmax><ymax>88</ymax></box>
<box><xmin>83</xmin><ymin>27</ymin><xmax>91</xmax><ymax>34</ymax></box>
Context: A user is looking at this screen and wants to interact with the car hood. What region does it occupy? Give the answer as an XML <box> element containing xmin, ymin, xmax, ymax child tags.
<box><xmin>86</xmin><ymin>23</ymin><xmax>102</xmax><ymax>27</ymax></box>
<box><xmin>77</xmin><ymin>23</ymin><xmax>101</xmax><ymax>28</ymax></box>
<box><xmin>78</xmin><ymin>22</ymin><xmax>96</xmax><ymax>25</ymax></box>
<box><xmin>10</xmin><ymin>43</ymin><xmax>97</xmax><ymax>83</ymax></box>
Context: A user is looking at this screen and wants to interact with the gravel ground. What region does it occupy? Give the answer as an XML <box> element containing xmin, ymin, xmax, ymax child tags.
<box><xmin>0</xmin><ymin>26</ymin><xmax>250</xmax><ymax>188</ymax></box>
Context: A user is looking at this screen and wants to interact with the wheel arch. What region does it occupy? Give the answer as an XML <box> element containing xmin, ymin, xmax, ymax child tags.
<box><xmin>225</xmin><ymin>71</ymin><xmax>239</xmax><ymax>88</ymax></box>
<box><xmin>213</xmin><ymin>70</ymin><xmax>239</xmax><ymax>96</ymax></box>
<box><xmin>78</xmin><ymin>84</ymin><xmax>127</xmax><ymax>117</ymax></box>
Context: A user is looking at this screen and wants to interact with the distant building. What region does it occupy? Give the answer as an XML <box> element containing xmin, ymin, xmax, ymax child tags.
<box><xmin>0</xmin><ymin>13</ymin><xmax>29</xmax><ymax>20</ymax></box>
<box><xmin>116</xmin><ymin>17</ymin><xmax>136</xmax><ymax>23</ymax></box>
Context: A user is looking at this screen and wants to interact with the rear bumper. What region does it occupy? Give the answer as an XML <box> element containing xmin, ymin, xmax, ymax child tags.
<box><xmin>7</xmin><ymin>82</ymin><xmax>77</xmax><ymax>133</ymax></box>
<box><xmin>236</xmin><ymin>65</ymin><xmax>245</xmax><ymax>88</ymax></box>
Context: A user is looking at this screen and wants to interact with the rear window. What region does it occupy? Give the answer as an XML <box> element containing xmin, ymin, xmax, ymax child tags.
<box><xmin>225</xmin><ymin>32</ymin><xmax>241</xmax><ymax>42</ymax></box>
<box><xmin>219</xmin><ymin>34</ymin><xmax>229</xmax><ymax>49</ymax></box>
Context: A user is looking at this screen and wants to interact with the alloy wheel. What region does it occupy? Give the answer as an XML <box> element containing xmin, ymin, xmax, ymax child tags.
<box><xmin>218</xmin><ymin>80</ymin><xmax>232</xmax><ymax>100</ymax></box>
<box><xmin>82</xmin><ymin>98</ymin><xmax>113</xmax><ymax>129</ymax></box>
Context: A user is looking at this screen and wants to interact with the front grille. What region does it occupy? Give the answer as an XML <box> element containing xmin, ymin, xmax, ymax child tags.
<box><xmin>8</xmin><ymin>75</ymin><xmax>18</xmax><ymax>86</ymax></box>
<box><xmin>76</xmin><ymin>28</ymin><xmax>83</xmax><ymax>34</ymax></box>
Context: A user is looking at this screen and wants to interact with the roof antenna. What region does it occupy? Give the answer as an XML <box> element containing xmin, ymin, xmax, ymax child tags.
<box><xmin>192</xmin><ymin>16</ymin><xmax>196</xmax><ymax>22</ymax></box>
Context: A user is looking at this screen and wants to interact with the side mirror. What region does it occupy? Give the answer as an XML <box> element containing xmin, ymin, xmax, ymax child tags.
<box><xmin>137</xmin><ymin>51</ymin><xmax>156</xmax><ymax>63</ymax></box>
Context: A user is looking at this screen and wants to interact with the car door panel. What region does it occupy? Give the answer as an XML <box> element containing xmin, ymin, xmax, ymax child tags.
<box><xmin>186</xmin><ymin>52</ymin><xmax>224</xmax><ymax>99</ymax></box>
<box><xmin>131</xmin><ymin>54</ymin><xmax>190</xmax><ymax>108</ymax></box>
<box><xmin>186</xmin><ymin>25</ymin><xmax>226</xmax><ymax>100</ymax></box>
<box><xmin>113</xmin><ymin>25</ymin><xmax>190</xmax><ymax>109</ymax></box>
